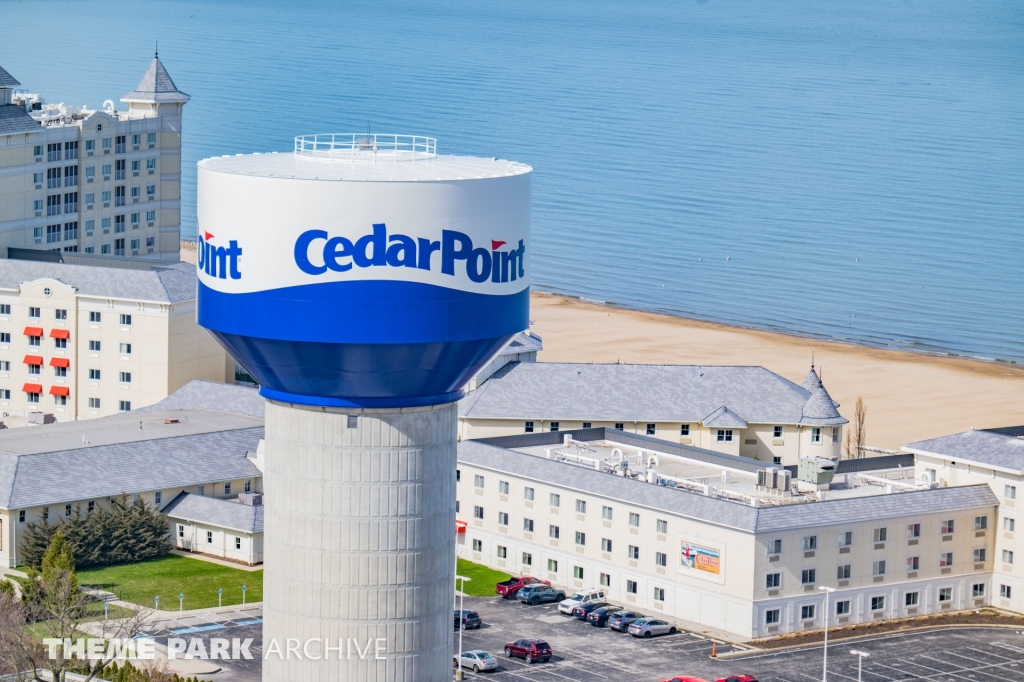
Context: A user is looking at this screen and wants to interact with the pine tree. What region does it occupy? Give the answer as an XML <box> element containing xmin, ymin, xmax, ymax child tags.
<box><xmin>42</xmin><ymin>529</ymin><xmax>79</xmax><ymax>596</ymax></box>
<box><xmin>19</xmin><ymin>516</ymin><xmax>56</xmax><ymax>569</ymax></box>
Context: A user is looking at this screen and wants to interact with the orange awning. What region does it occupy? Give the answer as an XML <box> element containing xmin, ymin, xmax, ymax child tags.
<box><xmin>22</xmin><ymin>383</ymin><xmax>42</xmax><ymax>393</ymax></box>
<box><xmin>456</xmin><ymin>520</ymin><xmax>467</xmax><ymax>534</ymax></box>
<box><xmin>23</xmin><ymin>355</ymin><xmax>43</xmax><ymax>365</ymax></box>
<box><xmin>49</xmin><ymin>329</ymin><xmax>70</xmax><ymax>339</ymax></box>
<box><xmin>49</xmin><ymin>386</ymin><xmax>69</xmax><ymax>396</ymax></box>
<box><xmin>24</xmin><ymin>327</ymin><xmax>43</xmax><ymax>336</ymax></box>
<box><xmin>49</xmin><ymin>357</ymin><xmax>70</xmax><ymax>368</ymax></box>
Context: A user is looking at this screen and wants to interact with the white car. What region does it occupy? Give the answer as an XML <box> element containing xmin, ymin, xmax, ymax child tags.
<box><xmin>454</xmin><ymin>651</ymin><xmax>498</xmax><ymax>672</ymax></box>
<box><xmin>557</xmin><ymin>588</ymin><xmax>606</xmax><ymax>615</ymax></box>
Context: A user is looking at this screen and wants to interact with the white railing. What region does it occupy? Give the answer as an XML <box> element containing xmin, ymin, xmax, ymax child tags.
<box><xmin>294</xmin><ymin>134</ymin><xmax>437</xmax><ymax>160</ymax></box>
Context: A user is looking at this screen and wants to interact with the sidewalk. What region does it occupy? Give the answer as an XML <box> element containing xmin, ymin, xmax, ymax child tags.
<box><xmin>169</xmin><ymin>549</ymin><xmax>263</xmax><ymax>572</ymax></box>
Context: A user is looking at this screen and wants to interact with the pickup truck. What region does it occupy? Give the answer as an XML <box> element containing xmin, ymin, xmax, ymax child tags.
<box><xmin>495</xmin><ymin>576</ymin><xmax>550</xmax><ymax>599</ymax></box>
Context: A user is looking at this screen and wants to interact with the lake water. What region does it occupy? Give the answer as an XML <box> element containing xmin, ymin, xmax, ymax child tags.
<box><xmin>5</xmin><ymin>0</ymin><xmax>1023</xmax><ymax>361</ymax></box>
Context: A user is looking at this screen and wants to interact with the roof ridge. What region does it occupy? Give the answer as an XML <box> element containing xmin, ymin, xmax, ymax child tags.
<box><xmin>13</xmin><ymin>425</ymin><xmax>264</xmax><ymax>458</ymax></box>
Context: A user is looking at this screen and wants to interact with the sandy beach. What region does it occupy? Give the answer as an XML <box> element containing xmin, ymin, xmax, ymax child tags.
<box><xmin>529</xmin><ymin>292</ymin><xmax>1024</xmax><ymax>451</ymax></box>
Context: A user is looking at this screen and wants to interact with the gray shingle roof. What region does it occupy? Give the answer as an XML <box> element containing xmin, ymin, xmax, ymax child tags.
<box><xmin>0</xmin><ymin>65</ymin><xmax>20</xmax><ymax>88</ymax></box>
<box><xmin>501</xmin><ymin>331</ymin><xmax>543</xmax><ymax>355</ymax></box>
<box><xmin>800</xmin><ymin>383</ymin><xmax>847</xmax><ymax>426</ymax></box>
<box><xmin>904</xmin><ymin>430</ymin><xmax>1024</xmax><ymax>473</ymax></box>
<box><xmin>800</xmin><ymin>368</ymin><xmax>820</xmax><ymax>392</ymax></box>
<box><xmin>138</xmin><ymin>380</ymin><xmax>265</xmax><ymax>419</ymax></box>
<box><xmin>460</xmin><ymin>363</ymin><xmax>838</xmax><ymax>425</ymax></box>
<box><xmin>0</xmin><ymin>427</ymin><xmax>263</xmax><ymax>509</ymax></box>
<box><xmin>121</xmin><ymin>57</ymin><xmax>190</xmax><ymax>103</ymax></box>
<box><xmin>458</xmin><ymin>440</ymin><xmax>998</xmax><ymax>533</ymax></box>
<box><xmin>0</xmin><ymin>260</ymin><xmax>196</xmax><ymax>303</ymax></box>
<box><xmin>703</xmin><ymin>406</ymin><xmax>747</xmax><ymax>428</ymax></box>
<box><xmin>0</xmin><ymin>105</ymin><xmax>42</xmax><ymax>135</ymax></box>
<box><xmin>162</xmin><ymin>492</ymin><xmax>263</xmax><ymax>533</ymax></box>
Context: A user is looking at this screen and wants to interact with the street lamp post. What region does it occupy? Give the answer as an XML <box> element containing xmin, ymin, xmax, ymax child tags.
<box><xmin>850</xmin><ymin>650</ymin><xmax>871</xmax><ymax>682</ymax></box>
<box><xmin>455</xmin><ymin>575</ymin><xmax>471</xmax><ymax>681</ymax></box>
<box><xmin>819</xmin><ymin>586</ymin><xmax>836</xmax><ymax>682</ymax></box>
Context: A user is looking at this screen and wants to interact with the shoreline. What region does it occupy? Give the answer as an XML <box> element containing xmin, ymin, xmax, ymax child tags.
<box><xmin>528</xmin><ymin>291</ymin><xmax>1024</xmax><ymax>451</ymax></box>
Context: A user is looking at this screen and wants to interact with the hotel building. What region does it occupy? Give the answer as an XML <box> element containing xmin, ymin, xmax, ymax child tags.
<box><xmin>0</xmin><ymin>56</ymin><xmax>187</xmax><ymax>260</ymax></box>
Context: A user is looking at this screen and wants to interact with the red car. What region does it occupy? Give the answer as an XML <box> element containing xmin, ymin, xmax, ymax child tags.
<box><xmin>503</xmin><ymin>639</ymin><xmax>552</xmax><ymax>664</ymax></box>
<box><xmin>495</xmin><ymin>576</ymin><xmax>550</xmax><ymax>599</ymax></box>
<box><xmin>661</xmin><ymin>678</ymin><xmax>711</xmax><ymax>682</ymax></box>
<box><xmin>716</xmin><ymin>677</ymin><xmax>758</xmax><ymax>682</ymax></box>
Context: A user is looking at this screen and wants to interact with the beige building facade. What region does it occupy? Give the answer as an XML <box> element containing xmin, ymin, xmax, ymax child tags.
<box><xmin>0</xmin><ymin>258</ymin><xmax>233</xmax><ymax>423</ymax></box>
<box><xmin>0</xmin><ymin>56</ymin><xmax>186</xmax><ymax>261</ymax></box>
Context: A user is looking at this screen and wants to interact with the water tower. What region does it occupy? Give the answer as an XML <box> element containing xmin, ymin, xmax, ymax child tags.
<box><xmin>196</xmin><ymin>134</ymin><xmax>531</xmax><ymax>682</ymax></box>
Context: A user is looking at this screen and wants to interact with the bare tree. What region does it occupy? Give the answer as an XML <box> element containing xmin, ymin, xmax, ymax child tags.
<box><xmin>845</xmin><ymin>397</ymin><xmax>867</xmax><ymax>458</ymax></box>
<box><xmin>0</xmin><ymin>587</ymin><xmax>45</xmax><ymax>682</ymax></box>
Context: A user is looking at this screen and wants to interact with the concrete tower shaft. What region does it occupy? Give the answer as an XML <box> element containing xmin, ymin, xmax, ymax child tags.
<box><xmin>262</xmin><ymin>400</ymin><xmax>457</xmax><ymax>682</ymax></box>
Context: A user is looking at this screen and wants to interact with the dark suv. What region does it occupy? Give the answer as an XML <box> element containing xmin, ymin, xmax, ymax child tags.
<box><xmin>455</xmin><ymin>610</ymin><xmax>482</xmax><ymax>630</ymax></box>
<box><xmin>504</xmin><ymin>639</ymin><xmax>552</xmax><ymax>664</ymax></box>
<box><xmin>587</xmin><ymin>605</ymin><xmax>623</xmax><ymax>626</ymax></box>
<box><xmin>517</xmin><ymin>584</ymin><xmax>566</xmax><ymax>605</ymax></box>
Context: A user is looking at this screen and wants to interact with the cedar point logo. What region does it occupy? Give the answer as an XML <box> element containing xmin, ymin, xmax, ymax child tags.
<box><xmin>197</xmin><ymin>231</ymin><xmax>243</xmax><ymax>280</ymax></box>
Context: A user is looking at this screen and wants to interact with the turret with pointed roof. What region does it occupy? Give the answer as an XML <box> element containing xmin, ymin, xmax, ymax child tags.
<box><xmin>800</xmin><ymin>366</ymin><xmax>820</xmax><ymax>392</ymax></box>
<box><xmin>121</xmin><ymin>52</ymin><xmax>190</xmax><ymax>104</ymax></box>
<box><xmin>800</xmin><ymin>379</ymin><xmax>847</xmax><ymax>426</ymax></box>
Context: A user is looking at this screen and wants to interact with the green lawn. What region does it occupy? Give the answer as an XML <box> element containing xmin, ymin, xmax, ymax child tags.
<box><xmin>78</xmin><ymin>555</ymin><xmax>262</xmax><ymax>610</ymax></box>
<box><xmin>456</xmin><ymin>558</ymin><xmax>510</xmax><ymax>597</ymax></box>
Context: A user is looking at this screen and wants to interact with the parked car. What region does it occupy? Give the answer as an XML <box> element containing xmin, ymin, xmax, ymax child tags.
<box><xmin>453</xmin><ymin>651</ymin><xmax>498</xmax><ymax>672</ymax></box>
<box><xmin>607</xmin><ymin>610</ymin><xmax>644</xmax><ymax>632</ymax></box>
<box><xmin>557</xmin><ymin>588</ymin><xmax>606</xmax><ymax>614</ymax></box>
<box><xmin>587</xmin><ymin>605</ymin><xmax>623</xmax><ymax>626</ymax></box>
<box><xmin>628</xmin><ymin>618</ymin><xmax>677</xmax><ymax>638</ymax></box>
<box><xmin>715</xmin><ymin>677</ymin><xmax>758</xmax><ymax>682</ymax></box>
<box><xmin>572</xmin><ymin>601</ymin><xmax>610</xmax><ymax>619</ymax></box>
<box><xmin>496</xmin><ymin>576</ymin><xmax>550</xmax><ymax>599</ymax></box>
<box><xmin>503</xmin><ymin>639</ymin><xmax>552</xmax><ymax>664</ymax></box>
<box><xmin>454</xmin><ymin>610</ymin><xmax>482</xmax><ymax>630</ymax></box>
<box><xmin>517</xmin><ymin>584</ymin><xmax>566</xmax><ymax>605</ymax></box>
<box><xmin>661</xmin><ymin>677</ymin><xmax>710</xmax><ymax>682</ymax></box>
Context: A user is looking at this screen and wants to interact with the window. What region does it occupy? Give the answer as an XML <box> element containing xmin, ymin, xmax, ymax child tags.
<box><xmin>64</xmin><ymin>221</ymin><xmax>77</xmax><ymax>241</ymax></box>
<box><xmin>146</xmin><ymin>184</ymin><xmax>155</xmax><ymax>197</ymax></box>
<box><xmin>938</xmin><ymin>587</ymin><xmax>952</xmax><ymax>602</ymax></box>
<box><xmin>872</xmin><ymin>560</ymin><xmax>886</xmax><ymax>576</ymax></box>
<box><xmin>837</xmin><ymin>564</ymin><xmax>851</xmax><ymax>580</ymax></box>
<box><xmin>27</xmin><ymin>364</ymin><xmax>40</xmax><ymax>375</ymax></box>
<box><xmin>905</xmin><ymin>591</ymin><xmax>919</xmax><ymax>606</ymax></box>
<box><xmin>870</xmin><ymin>596</ymin><xmax>885</xmax><ymax>611</ymax></box>
<box><xmin>1006</xmin><ymin>485</ymin><xmax>1017</xmax><ymax>500</ymax></box>
<box><xmin>53</xmin><ymin>394</ymin><xmax>67</xmax><ymax>406</ymax></box>
<box><xmin>89</xmin><ymin>369</ymin><xmax>101</xmax><ymax>380</ymax></box>
<box><xmin>906</xmin><ymin>556</ymin><xmax>920</xmax><ymax>571</ymax></box>
<box><xmin>120</xmin><ymin>343</ymin><xmax>132</xmax><ymax>354</ymax></box>
<box><xmin>206</xmin><ymin>531</ymin><xmax>213</xmax><ymax>544</ymax></box>
<box><xmin>197</xmin><ymin>485</ymin><xmax>205</xmax><ymax>496</ymax></box>
<box><xmin>626</xmin><ymin>580</ymin><xmax>638</xmax><ymax>594</ymax></box>
<box><xmin>131</xmin><ymin>212</ymin><xmax>140</xmax><ymax>227</ymax></box>
<box><xmin>244</xmin><ymin>480</ymin><xmax>251</xmax><ymax>493</ymax></box>
<box><xmin>765</xmin><ymin>609</ymin><xmax>780</xmax><ymax>625</ymax></box>
<box><xmin>116</xmin><ymin>135</ymin><xmax>126</xmax><ymax>154</ymax></box>
<box><xmin>973</xmin><ymin>548</ymin><xmax>987</xmax><ymax>563</ymax></box>
<box><xmin>65</xmin><ymin>141</ymin><xmax>78</xmax><ymax>159</ymax></box>
<box><xmin>29</xmin><ymin>307</ymin><xmax>40</xmax><ymax>318</ymax></box>
<box><xmin>472</xmin><ymin>539</ymin><xmax>483</xmax><ymax>552</ymax></box>
<box><xmin>646</xmin><ymin>423</ymin><xmax>656</xmax><ymax>435</ymax></box>
<box><xmin>614</xmin><ymin>423</ymin><xmax>624</xmax><ymax>430</ymax></box>
<box><xmin>85</xmin><ymin>219</ymin><xmax>95</xmax><ymax>236</ymax></box>
<box><xmin>178</xmin><ymin>525</ymin><xmax>184</xmax><ymax>538</ymax></box>
<box><xmin>940</xmin><ymin>552</ymin><xmax>954</xmax><ymax>567</ymax></box>
<box><xmin>873</xmin><ymin>527</ymin><xmax>887</xmax><ymax>543</ymax></box>
<box><xmin>655</xmin><ymin>552</ymin><xmax>667</xmax><ymax>567</ymax></box>
<box><xmin>147</xmin><ymin>159</ymin><xmax>157</xmax><ymax>172</ymax></box>
<box><xmin>88</xmin><ymin>397</ymin><xmax>101</xmax><ymax>409</ymax></box>
<box><xmin>717</xmin><ymin>429</ymin><xmax>733</xmax><ymax>442</ymax></box>
<box><xmin>680</xmin><ymin>424</ymin><xmax>690</xmax><ymax>436</ymax></box>
<box><xmin>474</xmin><ymin>474</ymin><xmax>484</xmax><ymax>488</ymax></box>
<box><xmin>576</xmin><ymin>499</ymin><xmax>587</xmax><ymax>514</ymax></box>
<box><xmin>33</xmin><ymin>199</ymin><xmax>43</xmax><ymax>213</ymax></box>
<box><xmin>1001</xmin><ymin>585</ymin><xmax>1012</xmax><ymax>599</ymax></box>
<box><xmin>473</xmin><ymin>506</ymin><xmax>483</xmax><ymax>520</ymax></box>
<box><xmin>46</xmin><ymin>223</ymin><xmax>62</xmax><ymax>243</ymax></box>
<box><xmin>629</xmin><ymin>512</ymin><xmax>640</xmax><ymax>527</ymax></box>
<box><xmin>154</xmin><ymin>491</ymin><xmax>162</xmax><ymax>505</ymax></box>
<box><xmin>146</xmin><ymin>210</ymin><xmax>155</xmax><ymax>221</ymax></box>
<box><xmin>573</xmin><ymin>566</ymin><xmax>584</xmax><ymax>580</ymax></box>
<box><xmin>547</xmin><ymin>559</ymin><xmax>558</xmax><ymax>572</ymax></box>
<box><xmin>766</xmin><ymin>573</ymin><xmax>781</xmax><ymax>589</ymax></box>
<box><xmin>102</xmin><ymin>217</ymin><xmax>111</xmax><ymax>233</ymax></box>
<box><xmin>115</xmin><ymin>186</ymin><xmax>125</xmax><ymax>206</ymax></box>
<box><xmin>499</xmin><ymin>480</ymin><xmax>509</xmax><ymax>495</ymax></box>
<box><xmin>498</xmin><ymin>512</ymin><xmax>508</xmax><ymax>526</ymax></box>
<box><xmin>974</xmin><ymin>515</ymin><xmax>988</xmax><ymax>531</ymax></box>
<box><xmin>767</xmin><ymin>539</ymin><xmax>782</xmax><ymax>555</ymax></box>
<box><xmin>601</xmin><ymin>538</ymin><xmax>613</xmax><ymax>552</ymax></box>
<box><xmin>549</xmin><ymin>493</ymin><xmax>560</xmax><ymax>507</ymax></box>
<box><xmin>549</xmin><ymin>525</ymin><xmax>559</xmax><ymax>539</ymax></box>
<box><xmin>907</xmin><ymin>523</ymin><xmax>921</xmax><ymax>538</ymax></box>
<box><xmin>803</xmin><ymin>535</ymin><xmax>817</xmax><ymax>551</ymax></box>
<box><xmin>628</xmin><ymin>545</ymin><xmax>640</xmax><ymax>560</ymax></box>
<box><xmin>147</xmin><ymin>132</ymin><xmax>157</xmax><ymax>147</ymax></box>
<box><xmin>656</xmin><ymin>519</ymin><xmax>668</xmax><ymax>534</ymax></box>
<box><xmin>1003</xmin><ymin>550</ymin><xmax>1014</xmax><ymax>565</ymax></box>
<box><xmin>941</xmin><ymin>520</ymin><xmax>955</xmax><ymax>535</ymax></box>
<box><xmin>602</xmin><ymin>506</ymin><xmax>613</xmax><ymax>520</ymax></box>
<box><xmin>549</xmin><ymin>421</ymin><xmax>560</xmax><ymax>432</ymax></box>
<box><xmin>836</xmin><ymin>600</ymin><xmax>851</xmax><ymax>615</ymax></box>
<box><xmin>130</xmin><ymin>238</ymin><xmax>140</xmax><ymax>251</ymax></box>
<box><xmin>46</xmin><ymin>194</ymin><xmax>62</xmax><ymax>216</ymax></box>
<box><xmin>86</xmin><ymin>140</ymin><xmax>95</xmax><ymax>154</ymax></box>
<box><xmin>653</xmin><ymin>587</ymin><xmax>665</xmax><ymax>601</ymax></box>
<box><xmin>235</xmin><ymin>537</ymin><xmax>242</xmax><ymax>550</ymax></box>
<box><xmin>801</xmin><ymin>604</ymin><xmax>815</xmax><ymax>620</ymax></box>
<box><xmin>131</xmin><ymin>160</ymin><xmax>140</xmax><ymax>173</ymax></box>
<box><xmin>120</xmin><ymin>314</ymin><xmax>132</xmax><ymax>326</ymax></box>
<box><xmin>119</xmin><ymin>372</ymin><xmax>132</xmax><ymax>383</ymax></box>
<box><xmin>524</xmin><ymin>420</ymin><xmax>534</xmax><ymax>432</ymax></box>
<box><xmin>0</xmin><ymin>389</ymin><xmax>9</xmax><ymax>400</ymax></box>
<box><xmin>103</xmin><ymin>138</ymin><xmax>111</xmax><ymax>152</ymax></box>
<box><xmin>523</xmin><ymin>487</ymin><xmax>535</xmax><ymax>501</ymax></box>
<box><xmin>971</xmin><ymin>583</ymin><xmax>984</xmax><ymax>598</ymax></box>
<box><xmin>48</xmin><ymin>142</ymin><xmax>62</xmax><ymax>161</ymax></box>
<box><xmin>580</xmin><ymin>423</ymin><xmax>591</xmax><ymax>429</ymax></box>
<box><xmin>115</xmin><ymin>238</ymin><xmax>125</xmax><ymax>256</ymax></box>
<box><xmin>522</xmin><ymin>552</ymin><xmax>532</xmax><ymax>566</ymax></box>
<box><xmin>837</xmin><ymin>531</ymin><xmax>852</xmax><ymax>547</ymax></box>
<box><xmin>1005</xmin><ymin>518</ymin><xmax>1016</xmax><ymax>532</ymax></box>
<box><xmin>54</xmin><ymin>337</ymin><xmax>67</xmax><ymax>350</ymax></box>
<box><xmin>222</xmin><ymin>482</ymin><xmax>231</xmax><ymax>496</ymax></box>
<box><xmin>600</xmin><ymin>572</ymin><xmax>611</xmax><ymax>587</ymax></box>
<box><xmin>64</xmin><ymin>165</ymin><xmax>78</xmax><ymax>186</ymax></box>
<box><xmin>832</xmin><ymin>427</ymin><xmax>840</xmax><ymax>444</ymax></box>
<box><xmin>496</xmin><ymin>545</ymin><xmax>507</xmax><ymax>558</ymax></box>
<box><xmin>801</xmin><ymin>569</ymin><xmax>816</xmax><ymax>585</ymax></box>
<box><xmin>575</xmin><ymin>532</ymin><xmax>586</xmax><ymax>546</ymax></box>
<box><xmin>772</xmin><ymin>425</ymin><xmax>783</xmax><ymax>439</ymax></box>
<box><xmin>27</xmin><ymin>392</ymin><xmax>40</xmax><ymax>404</ymax></box>
<box><xmin>48</xmin><ymin>167</ymin><xmax>61</xmax><ymax>188</ymax></box>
